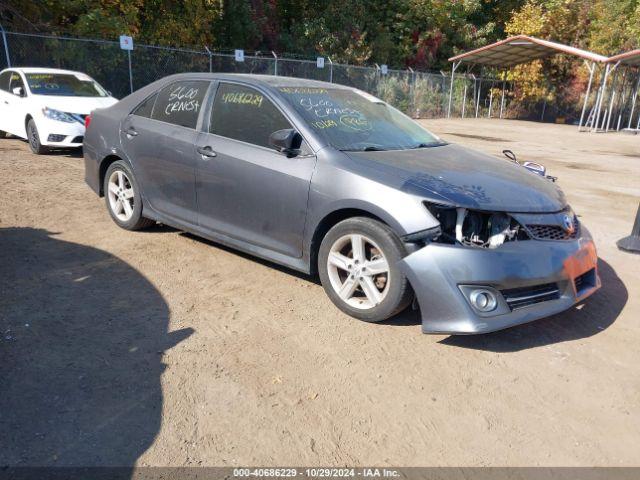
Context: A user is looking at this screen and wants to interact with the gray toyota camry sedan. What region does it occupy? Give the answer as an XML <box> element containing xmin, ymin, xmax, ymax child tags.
<box><xmin>83</xmin><ymin>73</ymin><xmax>600</xmax><ymax>334</ymax></box>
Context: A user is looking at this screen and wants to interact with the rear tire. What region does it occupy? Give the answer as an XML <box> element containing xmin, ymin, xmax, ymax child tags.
<box><xmin>103</xmin><ymin>160</ymin><xmax>155</xmax><ymax>230</ymax></box>
<box><xmin>318</xmin><ymin>217</ymin><xmax>413</xmax><ymax>322</ymax></box>
<box><xmin>26</xmin><ymin>119</ymin><xmax>48</xmax><ymax>155</ymax></box>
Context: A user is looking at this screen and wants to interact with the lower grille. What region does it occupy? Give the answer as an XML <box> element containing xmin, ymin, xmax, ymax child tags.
<box><xmin>575</xmin><ymin>268</ymin><xmax>596</xmax><ymax>295</ymax></box>
<box><xmin>47</xmin><ymin>134</ymin><xmax>66</xmax><ymax>142</ymax></box>
<box><xmin>501</xmin><ymin>282</ymin><xmax>560</xmax><ymax>310</ymax></box>
<box><xmin>526</xmin><ymin>217</ymin><xmax>579</xmax><ymax>241</ymax></box>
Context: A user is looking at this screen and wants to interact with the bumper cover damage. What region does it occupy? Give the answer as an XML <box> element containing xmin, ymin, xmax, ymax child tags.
<box><xmin>399</xmin><ymin>229</ymin><xmax>600</xmax><ymax>334</ymax></box>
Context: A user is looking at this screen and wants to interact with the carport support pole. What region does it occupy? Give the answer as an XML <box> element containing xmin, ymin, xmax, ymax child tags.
<box><xmin>0</xmin><ymin>22</ymin><xmax>10</xmax><ymax>67</ymax></box>
<box><xmin>127</xmin><ymin>49</ymin><xmax>133</xmax><ymax>94</ymax></box>
<box><xmin>475</xmin><ymin>78</ymin><xmax>481</xmax><ymax>118</ymax></box>
<box><xmin>593</xmin><ymin>63</ymin><xmax>613</xmax><ymax>132</ymax></box>
<box><xmin>487</xmin><ymin>82</ymin><xmax>494</xmax><ymax>118</ymax></box>
<box><xmin>461</xmin><ymin>82</ymin><xmax>467</xmax><ymax>118</ymax></box>
<box><xmin>578</xmin><ymin>61</ymin><xmax>595</xmax><ymax>131</ymax></box>
<box><xmin>605</xmin><ymin>68</ymin><xmax>620</xmax><ymax>132</ymax></box>
<box><xmin>499</xmin><ymin>80</ymin><xmax>506</xmax><ymax>119</ymax></box>
<box><xmin>447</xmin><ymin>61</ymin><xmax>460</xmax><ymax>118</ymax></box>
<box><xmin>627</xmin><ymin>71</ymin><xmax>640</xmax><ymax>129</ymax></box>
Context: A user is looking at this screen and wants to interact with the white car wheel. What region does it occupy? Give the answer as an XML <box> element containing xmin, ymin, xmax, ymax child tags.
<box><xmin>327</xmin><ymin>233</ymin><xmax>391</xmax><ymax>310</ymax></box>
<box><xmin>107</xmin><ymin>170</ymin><xmax>135</xmax><ymax>222</ymax></box>
<box><xmin>319</xmin><ymin>217</ymin><xmax>413</xmax><ymax>323</ymax></box>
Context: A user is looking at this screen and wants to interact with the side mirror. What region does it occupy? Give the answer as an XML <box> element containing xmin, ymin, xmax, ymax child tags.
<box><xmin>12</xmin><ymin>86</ymin><xmax>25</xmax><ymax>97</ymax></box>
<box><xmin>269</xmin><ymin>128</ymin><xmax>302</xmax><ymax>157</ymax></box>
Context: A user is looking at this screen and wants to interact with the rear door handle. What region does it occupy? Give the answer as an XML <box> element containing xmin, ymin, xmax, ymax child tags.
<box><xmin>123</xmin><ymin>127</ymin><xmax>138</xmax><ymax>137</ymax></box>
<box><xmin>197</xmin><ymin>146</ymin><xmax>217</xmax><ymax>158</ymax></box>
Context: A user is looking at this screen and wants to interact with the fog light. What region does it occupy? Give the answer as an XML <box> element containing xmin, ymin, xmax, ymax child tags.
<box><xmin>469</xmin><ymin>289</ymin><xmax>498</xmax><ymax>312</ymax></box>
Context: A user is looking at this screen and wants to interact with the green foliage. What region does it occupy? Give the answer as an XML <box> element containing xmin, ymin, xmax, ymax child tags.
<box><xmin>0</xmin><ymin>0</ymin><xmax>528</xmax><ymax>68</ymax></box>
<box><xmin>2</xmin><ymin>0</ymin><xmax>640</xmax><ymax>120</ymax></box>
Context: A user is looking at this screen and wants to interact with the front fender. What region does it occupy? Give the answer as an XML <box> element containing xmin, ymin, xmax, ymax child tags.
<box><xmin>307</xmin><ymin>155</ymin><xmax>438</xmax><ymax>239</ymax></box>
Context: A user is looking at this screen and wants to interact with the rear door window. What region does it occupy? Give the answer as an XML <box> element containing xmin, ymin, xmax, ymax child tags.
<box><xmin>132</xmin><ymin>92</ymin><xmax>157</xmax><ymax>118</ymax></box>
<box><xmin>151</xmin><ymin>81</ymin><xmax>209</xmax><ymax>129</ymax></box>
<box><xmin>209</xmin><ymin>83</ymin><xmax>292</xmax><ymax>149</ymax></box>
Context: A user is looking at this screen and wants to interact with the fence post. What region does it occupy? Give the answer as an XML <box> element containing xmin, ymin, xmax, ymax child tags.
<box><xmin>408</xmin><ymin>67</ymin><xmax>415</xmax><ymax>117</ymax></box>
<box><xmin>328</xmin><ymin>57</ymin><xmax>333</xmax><ymax>83</ymax></box>
<box><xmin>0</xmin><ymin>22</ymin><xmax>11</xmax><ymax>68</ymax></box>
<box><xmin>204</xmin><ymin>46</ymin><xmax>213</xmax><ymax>72</ymax></box>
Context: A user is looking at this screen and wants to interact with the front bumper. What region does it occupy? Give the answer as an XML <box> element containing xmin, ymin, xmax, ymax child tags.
<box><xmin>37</xmin><ymin>116</ymin><xmax>85</xmax><ymax>147</ymax></box>
<box><xmin>399</xmin><ymin>229</ymin><xmax>600</xmax><ymax>334</ymax></box>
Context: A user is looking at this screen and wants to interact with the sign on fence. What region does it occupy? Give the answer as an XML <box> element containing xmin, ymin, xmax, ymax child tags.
<box><xmin>316</xmin><ymin>57</ymin><xmax>325</xmax><ymax>69</ymax></box>
<box><xmin>380</xmin><ymin>64</ymin><xmax>388</xmax><ymax>75</ymax></box>
<box><xmin>119</xmin><ymin>35</ymin><xmax>133</xmax><ymax>50</ymax></box>
<box><xmin>235</xmin><ymin>49</ymin><xmax>244</xmax><ymax>62</ymax></box>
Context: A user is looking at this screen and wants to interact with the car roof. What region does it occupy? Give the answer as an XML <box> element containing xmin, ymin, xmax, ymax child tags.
<box><xmin>162</xmin><ymin>72</ymin><xmax>353</xmax><ymax>91</ymax></box>
<box><xmin>2</xmin><ymin>67</ymin><xmax>90</xmax><ymax>76</ymax></box>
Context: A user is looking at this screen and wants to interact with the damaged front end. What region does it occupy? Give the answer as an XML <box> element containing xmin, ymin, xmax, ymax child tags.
<box><xmin>399</xmin><ymin>203</ymin><xmax>600</xmax><ymax>334</ymax></box>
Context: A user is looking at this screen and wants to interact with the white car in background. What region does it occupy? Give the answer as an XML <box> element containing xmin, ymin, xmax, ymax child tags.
<box><xmin>0</xmin><ymin>67</ymin><xmax>118</xmax><ymax>154</ymax></box>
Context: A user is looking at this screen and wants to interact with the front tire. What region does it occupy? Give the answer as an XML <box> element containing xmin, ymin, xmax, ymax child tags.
<box><xmin>318</xmin><ymin>217</ymin><xmax>413</xmax><ymax>322</ymax></box>
<box><xmin>26</xmin><ymin>119</ymin><xmax>48</xmax><ymax>154</ymax></box>
<box><xmin>103</xmin><ymin>160</ymin><xmax>155</xmax><ymax>230</ymax></box>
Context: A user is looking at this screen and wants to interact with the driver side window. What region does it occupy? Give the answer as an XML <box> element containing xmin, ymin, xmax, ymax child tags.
<box><xmin>9</xmin><ymin>73</ymin><xmax>26</xmax><ymax>96</ymax></box>
<box><xmin>209</xmin><ymin>83</ymin><xmax>293</xmax><ymax>150</ymax></box>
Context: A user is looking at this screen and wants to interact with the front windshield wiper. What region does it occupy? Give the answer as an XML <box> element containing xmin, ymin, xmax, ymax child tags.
<box><xmin>340</xmin><ymin>146</ymin><xmax>388</xmax><ymax>152</ymax></box>
<box><xmin>409</xmin><ymin>141</ymin><xmax>446</xmax><ymax>149</ymax></box>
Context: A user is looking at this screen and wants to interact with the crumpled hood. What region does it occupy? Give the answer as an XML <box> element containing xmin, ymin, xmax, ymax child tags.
<box><xmin>343</xmin><ymin>143</ymin><xmax>566</xmax><ymax>213</ymax></box>
<box><xmin>30</xmin><ymin>95</ymin><xmax>118</xmax><ymax>115</ymax></box>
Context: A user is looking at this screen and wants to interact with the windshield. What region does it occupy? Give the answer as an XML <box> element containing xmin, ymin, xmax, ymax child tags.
<box><xmin>277</xmin><ymin>86</ymin><xmax>444</xmax><ymax>151</ymax></box>
<box><xmin>25</xmin><ymin>73</ymin><xmax>108</xmax><ymax>97</ymax></box>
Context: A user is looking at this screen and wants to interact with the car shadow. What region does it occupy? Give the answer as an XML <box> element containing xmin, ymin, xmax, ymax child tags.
<box><xmin>439</xmin><ymin>259</ymin><xmax>626</xmax><ymax>352</ymax></box>
<box><xmin>0</xmin><ymin>228</ymin><xmax>193</xmax><ymax>471</ymax></box>
<box><xmin>44</xmin><ymin>146</ymin><xmax>84</xmax><ymax>158</ymax></box>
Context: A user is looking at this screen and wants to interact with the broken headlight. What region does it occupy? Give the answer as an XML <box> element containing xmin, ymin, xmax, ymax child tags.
<box><xmin>423</xmin><ymin>203</ymin><xmax>529</xmax><ymax>248</ymax></box>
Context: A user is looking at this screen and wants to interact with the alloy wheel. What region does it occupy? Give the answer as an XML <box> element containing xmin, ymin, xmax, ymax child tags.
<box><xmin>326</xmin><ymin>234</ymin><xmax>390</xmax><ymax>309</ymax></box>
<box><xmin>107</xmin><ymin>170</ymin><xmax>135</xmax><ymax>222</ymax></box>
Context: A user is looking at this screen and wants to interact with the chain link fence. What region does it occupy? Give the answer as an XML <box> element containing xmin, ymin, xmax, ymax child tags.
<box><xmin>0</xmin><ymin>31</ymin><xmax>517</xmax><ymax>120</ymax></box>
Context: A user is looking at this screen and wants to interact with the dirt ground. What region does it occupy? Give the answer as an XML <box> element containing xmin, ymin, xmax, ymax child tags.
<box><xmin>0</xmin><ymin>118</ymin><xmax>638</xmax><ymax>467</ymax></box>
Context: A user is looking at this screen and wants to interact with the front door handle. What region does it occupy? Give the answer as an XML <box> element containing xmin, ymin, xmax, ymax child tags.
<box><xmin>123</xmin><ymin>127</ymin><xmax>138</xmax><ymax>137</ymax></box>
<box><xmin>197</xmin><ymin>146</ymin><xmax>217</xmax><ymax>158</ymax></box>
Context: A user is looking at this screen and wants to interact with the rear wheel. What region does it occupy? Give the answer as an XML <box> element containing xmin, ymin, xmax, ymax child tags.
<box><xmin>103</xmin><ymin>160</ymin><xmax>155</xmax><ymax>230</ymax></box>
<box><xmin>318</xmin><ymin>217</ymin><xmax>413</xmax><ymax>322</ymax></box>
<box><xmin>27</xmin><ymin>119</ymin><xmax>48</xmax><ymax>154</ymax></box>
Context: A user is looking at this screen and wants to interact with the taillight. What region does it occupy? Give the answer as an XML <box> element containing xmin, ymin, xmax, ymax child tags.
<box><xmin>84</xmin><ymin>114</ymin><xmax>92</xmax><ymax>130</ymax></box>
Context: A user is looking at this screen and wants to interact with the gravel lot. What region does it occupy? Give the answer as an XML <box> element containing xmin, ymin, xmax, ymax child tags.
<box><xmin>1</xmin><ymin>118</ymin><xmax>638</xmax><ymax>467</ymax></box>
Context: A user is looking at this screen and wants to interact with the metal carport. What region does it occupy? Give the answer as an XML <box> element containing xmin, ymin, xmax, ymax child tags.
<box><xmin>446</xmin><ymin>35</ymin><xmax>609</xmax><ymax>128</ymax></box>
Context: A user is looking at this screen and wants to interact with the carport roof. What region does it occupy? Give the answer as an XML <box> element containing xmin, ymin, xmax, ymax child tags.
<box><xmin>448</xmin><ymin>35</ymin><xmax>608</xmax><ymax>67</ymax></box>
<box><xmin>608</xmin><ymin>49</ymin><xmax>640</xmax><ymax>67</ymax></box>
